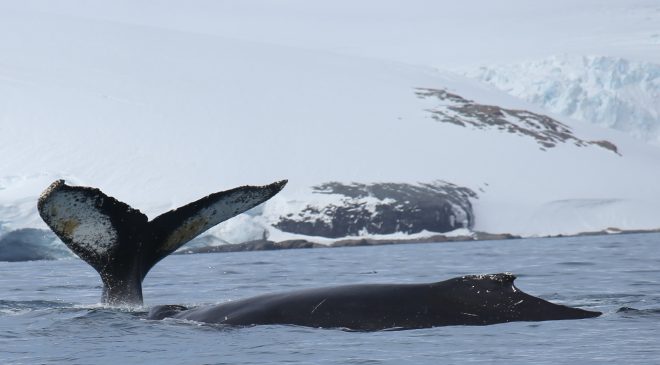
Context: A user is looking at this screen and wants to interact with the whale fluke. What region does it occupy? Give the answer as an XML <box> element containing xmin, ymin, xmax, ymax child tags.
<box><xmin>38</xmin><ymin>179</ymin><xmax>287</xmax><ymax>306</ymax></box>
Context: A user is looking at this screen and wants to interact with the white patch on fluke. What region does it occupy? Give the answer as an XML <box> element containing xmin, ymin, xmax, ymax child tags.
<box><xmin>162</xmin><ymin>185</ymin><xmax>282</xmax><ymax>251</ymax></box>
<box><xmin>41</xmin><ymin>190</ymin><xmax>118</xmax><ymax>256</ymax></box>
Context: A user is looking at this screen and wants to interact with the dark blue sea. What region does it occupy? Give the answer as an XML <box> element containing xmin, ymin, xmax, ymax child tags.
<box><xmin>1</xmin><ymin>233</ymin><xmax>659</xmax><ymax>364</ymax></box>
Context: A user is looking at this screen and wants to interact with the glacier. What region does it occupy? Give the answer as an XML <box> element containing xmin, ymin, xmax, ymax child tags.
<box><xmin>464</xmin><ymin>55</ymin><xmax>660</xmax><ymax>145</ymax></box>
<box><xmin>0</xmin><ymin>229</ymin><xmax>73</xmax><ymax>262</ymax></box>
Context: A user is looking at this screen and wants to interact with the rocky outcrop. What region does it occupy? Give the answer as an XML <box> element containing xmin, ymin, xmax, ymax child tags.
<box><xmin>415</xmin><ymin>88</ymin><xmax>620</xmax><ymax>154</ymax></box>
<box><xmin>273</xmin><ymin>181</ymin><xmax>477</xmax><ymax>238</ymax></box>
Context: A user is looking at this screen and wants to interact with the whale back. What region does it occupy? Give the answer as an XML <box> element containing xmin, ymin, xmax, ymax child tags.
<box><xmin>147</xmin><ymin>273</ymin><xmax>601</xmax><ymax>330</ymax></box>
<box><xmin>433</xmin><ymin>273</ymin><xmax>600</xmax><ymax>324</ymax></box>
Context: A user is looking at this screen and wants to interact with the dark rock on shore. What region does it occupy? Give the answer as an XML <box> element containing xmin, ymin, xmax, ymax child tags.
<box><xmin>176</xmin><ymin>232</ymin><xmax>520</xmax><ymax>254</ymax></box>
<box><xmin>330</xmin><ymin>231</ymin><xmax>518</xmax><ymax>247</ymax></box>
<box><xmin>178</xmin><ymin>239</ymin><xmax>327</xmax><ymax>254</ymax></box>
<box><xmin>274</xmin><ymin>181</ymin><xmax>477</xmax><ymax>238</ymax></box>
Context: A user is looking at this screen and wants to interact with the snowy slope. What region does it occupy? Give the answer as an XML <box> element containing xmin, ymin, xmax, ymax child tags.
<box><xmin>7</xmin><ymin>0</ymin><xmax>656</xmax><ymax>147</ymax></box>
<box><xmin>1</xmin><ymin>1</ymin><xmax>659</xmax><ymax>250</ymax></box>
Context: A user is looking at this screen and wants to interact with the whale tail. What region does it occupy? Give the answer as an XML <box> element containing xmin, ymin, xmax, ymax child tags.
<box><xmin>37</xmin><ymin>179</ymin><xmax>287</xmax><ymax>306</ymax></box>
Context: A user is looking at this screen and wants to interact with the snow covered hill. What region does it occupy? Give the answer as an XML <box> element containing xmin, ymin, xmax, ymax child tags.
<box><xmin>1</xmin><ymin>1</ymin><xmax>659</xmax><ymax>258</ymax></box>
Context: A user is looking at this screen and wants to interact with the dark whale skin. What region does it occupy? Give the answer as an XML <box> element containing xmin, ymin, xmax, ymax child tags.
<box><xmin>149</xmin><ymin>273</ymin><xmax>601</xmax><ymax>331</ymax></box>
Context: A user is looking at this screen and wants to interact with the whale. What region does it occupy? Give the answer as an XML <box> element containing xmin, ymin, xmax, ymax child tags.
<box><xmin>38</xmin><ymin>179</ymin><xmax>287</xmax><ymax>305</ymax></box>
<box><xmin>38</xmin><ymin>180</ymin><xmax>601</xmax><ymax>330</ymax></box>
<box><xmin>148</xmin><ymin>273</ymin><xmax>600</xmax><ymax>330</ymax></box>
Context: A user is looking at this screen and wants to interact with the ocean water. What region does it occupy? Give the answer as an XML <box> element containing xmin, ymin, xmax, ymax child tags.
<box><xmin>1</xmin><ymin>233</ymin><xmax>659</xmax><ymax>364</ymax></box>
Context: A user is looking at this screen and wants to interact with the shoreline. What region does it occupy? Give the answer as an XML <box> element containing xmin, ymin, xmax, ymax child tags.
<box><xmin>176</xmin><ymin>228</ymin><xmax>660</xmax><ymax>255</ymax></box>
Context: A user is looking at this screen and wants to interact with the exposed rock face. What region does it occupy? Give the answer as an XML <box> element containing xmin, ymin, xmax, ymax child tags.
<box><xmin>415</xmin><ymin>88</ymin><xmax>620</xmax><ymax>154</ymax></box>
<box><xmin>274</xmin><ymin>181</ymin><xmax>477</xmax><ymax>238</ymax></box>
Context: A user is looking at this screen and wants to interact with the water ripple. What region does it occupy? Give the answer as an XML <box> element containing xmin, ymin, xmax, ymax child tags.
<box><xmin>0</xmin><ymin>233</ymin><xmax>659</xmax><ymax>364</ymax></box>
